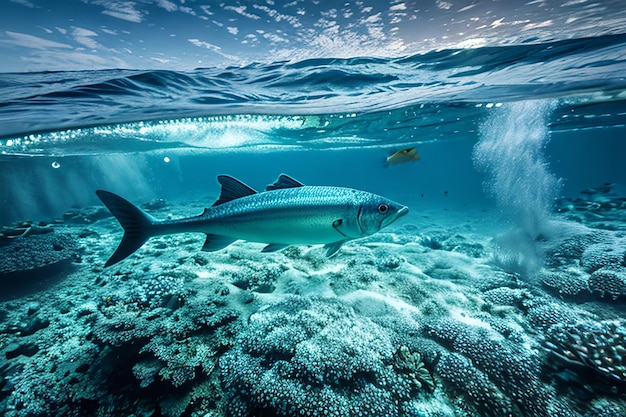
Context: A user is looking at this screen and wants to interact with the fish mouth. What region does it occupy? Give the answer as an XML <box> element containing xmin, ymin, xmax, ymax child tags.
<box><xmin>381</xmin><ymin>205</ymin><xmax>409</xmax><ymax>228</ymax></box>
<box><xmin>397</xmin><ymin>206</ymin><xmax>409</xmax><ymax>218</ymax></box>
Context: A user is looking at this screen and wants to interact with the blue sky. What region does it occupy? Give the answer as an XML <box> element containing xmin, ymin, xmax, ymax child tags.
<box><xmin>2</xmin><ymin>0</ymin><xmax>625</xmax><ymax>73</ymax></box>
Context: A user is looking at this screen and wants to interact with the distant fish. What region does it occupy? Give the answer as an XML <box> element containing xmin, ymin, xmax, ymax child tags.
<box><xmin>580</xmin><ymin>183</ymin><xmax>615</xmax><ymax>196</ymax></box>
<box><xmin>96</xmin><ymin>174</ymin><xmax>408</xmax><ymax>267</ymax></box>
<box><xmin>385</xmin><ymin>147</ymin><xmax>420</xmax><ymax>166</ymax></box>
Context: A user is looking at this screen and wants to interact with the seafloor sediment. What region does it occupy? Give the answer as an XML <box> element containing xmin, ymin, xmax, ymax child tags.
<box><xmin>0</xmin><ymin>192</ymin><xmax>625</xmax><ymax>417</ymax></box>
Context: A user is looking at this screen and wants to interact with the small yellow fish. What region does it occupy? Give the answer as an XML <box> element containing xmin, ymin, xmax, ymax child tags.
<box><xmin>386</xmin><ymin>147</ymin><xmax>420</xmax><ymax>166</ymax></box>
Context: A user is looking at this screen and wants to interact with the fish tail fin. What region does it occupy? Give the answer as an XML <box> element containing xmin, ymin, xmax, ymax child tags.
<box><xmin>96</xmin><ymin>190</ymin><xmax>157</xmax><ymax>267</ymax></box>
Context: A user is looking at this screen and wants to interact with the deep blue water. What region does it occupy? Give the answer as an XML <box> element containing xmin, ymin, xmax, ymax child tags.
<box><xmin>1</xmin><ymin>31</ymin><xmax>626</xmax><ymax>417</ymax></box>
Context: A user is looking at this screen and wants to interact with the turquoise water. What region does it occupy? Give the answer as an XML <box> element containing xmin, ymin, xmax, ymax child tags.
<box><xmin>1</xmin><ymin>32</ymin><xmax>626</xmax><ymax>416</ymax></box>
<box><xmin>2</xmin><ymin>34</ymin><xmax>625</xmax><ymax>223</ymax></box>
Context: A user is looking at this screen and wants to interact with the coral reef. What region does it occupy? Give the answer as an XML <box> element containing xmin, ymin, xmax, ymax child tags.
<box><xmin>481</xmin><ymin>286</ymin><xmax>530</xmax><ymax>308</ymax></box>
<box><xmin>543</xmin><ymin>320</ymin><xmax>626</xmax><ymax>391</ymax></box>
<box><xmin>417</xmin><ymin>230</ymin><xmax>486</xmax><ymax>258</ymax></box>
<box><xmin>541</xmin><ymin>230</ymin><xmax>626</xmax><ymax>300</ymax></box>
<box><xmin>427</xmin><ymin>318</ymin><xmax>575</xmax><ymax>417</ymax></box>
<box><xmin>540</xmin><ymin>269</ymin><xmax>590</xmax><ymax>297</ymax></box>
<box><xmin>226</xmin><ymin>261</ymin><xmax>286</xmax><ymax>293</ymax></box>
<box><xmin>436</xmin><ymin>352</ymin><xmax>513</xmax><ymax>417</ymax></box>
<box><xmin>581</xmin><ymin>243</ymin><xmax>626</xmax><ymax>273</ymax></box>
<box><xmin>1</xmin><ymin>261</ymin><xmax>241</xmax><ymax>417</ymax></box>
<box><xmin>0</xmin><ymin>229</ymin><xmax>81</xmax><ymax>275</ymax></box>
<box><xmin>219</xmin><ymin>296</ymin><xmax>434</xmax><ymax>417</ymax></box>
<box><xmin>526</xmin><ymin>301</ymin><xmax>578</xmax><ymax>331</ymax></box>
<box><xmin>589</xmin><ymin>268</ymin><xmax>626</xmax><ymax>300</ymax></box>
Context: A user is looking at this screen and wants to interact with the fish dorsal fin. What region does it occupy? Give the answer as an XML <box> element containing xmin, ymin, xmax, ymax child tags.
<box><xmin>266</xmin><ymin>174</ymin><xmax>305</xmax><ymax>191</ymax></box>
<box><xmin>213</xmin><ymin>175</ymin><xmax>257</xmax><ymax>206</ymax></box>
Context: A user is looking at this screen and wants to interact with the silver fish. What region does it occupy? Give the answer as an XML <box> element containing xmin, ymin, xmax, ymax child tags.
<box><xmin>96</xmin><ymin>174</ymin><xmax>408</xmax><ymax>267</ymax></box>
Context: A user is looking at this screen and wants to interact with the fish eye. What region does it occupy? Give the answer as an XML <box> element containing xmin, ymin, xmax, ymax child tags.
<box><xmin>378</xmin><ymin>204</ymin><xmax>389</xmax><ymax>214</ymax></box>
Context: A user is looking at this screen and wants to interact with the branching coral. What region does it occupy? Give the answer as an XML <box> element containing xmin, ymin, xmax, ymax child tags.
<box><xmin>543</xmin><ymin>320</ymin><xmax>626</xmax><ymax>389</ymax></box>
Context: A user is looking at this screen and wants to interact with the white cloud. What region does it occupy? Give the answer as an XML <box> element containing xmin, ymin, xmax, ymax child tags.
<box><xmin>153</xmin><ymin>1</ymin><xmax>195</xmax><ymax>15</ymax></box>
<box><xmin>188</xmin><ymin>38</ymin><xmax>222</xmax><ymax>52</ymax></box>
<box><xmin>436</xmin><ymin>0</ymin><xmax>452</xmax><ymax>10</ymax></box>
<box><xmin>321</xmin><ymin>8</ymin><xmax>338</xmax><ymax>20</ymax></box>
<box><xmin>390</xmin><ymin>3</ymin><xmax>407</xmax><ymax>11</ymax></box>
<box><xmin>252</xmin><ymin>4</ymin><xmax>302</xmax><ymax>28</ymax></box>
<box><xmin>180</xmin><ymin>6</ymin><xmax>195</xmax><ymax>16</ymax></box>
<box><xmin>151</xmin><ymin>56</ymin><xmax>173</xmax><ymax>64</ymax></box>
<box><xmin>188</xmin><ymin>38</ymin><xmax>241</xmax><ymax>61</ymax></box>
<box><xmin>458</xmin><ymin>4</ymin><xmax>476</xmax><ymax>12</ymax></box>
<box><xmin>224</xmin><ymin>5</ymin><xmax>260</xmax><ymax>20</ymax></box>
<box><xmin>156</xmin><ymin>0</ymin><xmax>177</xmax><ymax>12</ymax></box>
<box><xmin>491</xmin><ymin>17</ymin><xmax>505</xmax><ymax>28</ymax></box>
<box><xmin>10</xmin><ymin>0</ymin><xmax>34</xmax><ymax>8</ymax></box>
<box><xmin>3</xmin><ymin>31</ymin><xmax>72</xmax><ymax>49</ymax></box>
<box><xmin>523</xmin><ymin>20</ymin><xmax>553</xmax><ymax>30</ymax></box>
<box><xmin>97</xmin><ymin>1</ymin><xmax>144</xmax><ymax>23</ymax></box>
<box><xmin>242</xmin><ymin>33</ymin><xmax>258</xmax><ymax>45</ymax></box>
<box><xmin>362</xmin><ymin>12</ymin><xmax>382</xmax><ymax>24</ymax></box>
<box><xmin>227</xmin><ymin>27</ymin><xmax>239</xmax><ymax>35</ymax></box>
<box><xmin>562</xmin><ymin>0</ymin><xmax>588</xmax><ymax>6</ymax></box>
<box><xmin>72</xmin><ymin>27</ymin><xmax>99</xmax><ymax>49</ymax></box>
<box><xmin>259</xmin><ymin>30</ymin><xmax>289</xmax><ymax>44</ymax></box>
<box><xmin>55</xmin><ymin>27</ymin><xmax>67</xmax><ymax>35</ymax></box>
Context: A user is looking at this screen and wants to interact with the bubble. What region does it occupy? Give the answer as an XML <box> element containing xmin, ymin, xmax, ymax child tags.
<box><xmin>51</xmin><ymin>161</ymin><xmax>61</xmax><ymax>169</ymax></box>
<box><xmin>475</xmin><ymin>100</ymin><xmax>561</xmax><ymax>228</ymax></box>
<box><xmin>473</xmin><ymin>100</ymin><xmax>561</xmax><ymax>274</ymax></box>
<box><xmin>163</xmin><ymin>156</ymin><xmax>171</xmax><ymax>163</ymax></box>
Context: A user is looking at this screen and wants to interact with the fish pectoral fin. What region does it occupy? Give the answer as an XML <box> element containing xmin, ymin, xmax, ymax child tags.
<box><xmin>324</xmin><ymin>240</ymin><xmax>347</xmax><ymax>257</ymax></box>
<box><xmin>266</xmin><ymin>174</ymin><xmax>305</xmax><ymax>191</ymax></box>
<box><xmin>213</xmin><ymin>176</ymin><xmax>257</xmax><ymax>206</ymax></box>
<box><xmin>261</xmin><ymin>243</ymin><xmax>290</xmax><ymax>253</ymax></box>
<box><xmin>201</xmin><ymin>234</ymin><xmax>236</xmax><ymax>252</ymax></box>
<box><xmin>327</xmin><ymin>219</ymin><xmax>352</xmax><ymax>255</ymax></box>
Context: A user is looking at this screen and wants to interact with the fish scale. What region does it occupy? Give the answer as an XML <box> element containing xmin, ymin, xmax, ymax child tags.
<box><xmin>96</xmin><ymin>174</ymin><xmax>408</xmax><ymax>267</ymax></box>
<box><xmin>191</xmin><ymin>187</ymin><xmax>376</xmax><ymax>243</ymax></box>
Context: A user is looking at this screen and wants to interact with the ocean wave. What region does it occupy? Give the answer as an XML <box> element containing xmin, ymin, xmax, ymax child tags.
<box><xmin>0</xmin><ymin>33</ymin><xmax>625</xmax><ymax>144</ymax></box>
